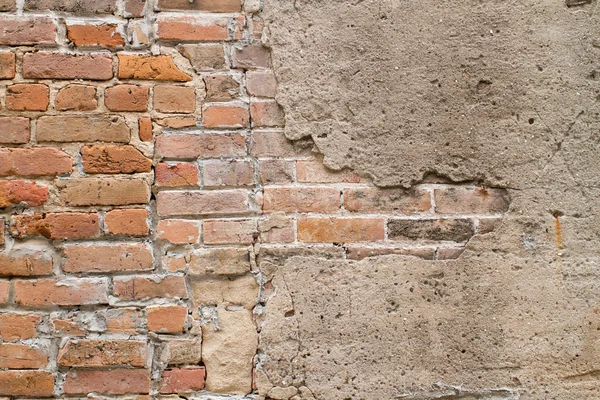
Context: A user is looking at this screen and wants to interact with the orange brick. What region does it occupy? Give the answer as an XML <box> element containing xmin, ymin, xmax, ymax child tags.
<box><xmin>55</xmin><ymin>84</ymin><xmax>97</xmax><ymax>111</ymax></box>
<box><xmin>0</xmin><ymin>180</ymin><xmax>48</xmax><ymax>208</ymax></box>
<box><xmin>36</xmin><ymin>115</ymin><xmax>130</xmax><ymax>143</ymax></box>
<box><xmin>104</xmin><ymin>308</ymin><xmax>141</xmax><ymax>334</ymax></box>
<box><xmin>57</xmin><ymin>178</ymin><xmax>150</xmax><ymax>206</ymax></box>
<box><xmin>0</xmin><ymin>52</ymin><xmax>15</xmax><ymax>79</ymax></box>
<box><xmin>160</xmin><ymin>367</ymin><xmax>205</xmax><ymax>394</ymax></box>
<box><xmin>118</xmin><ymin>54</ymin><xmax>191</xmax><ymax>81</ymax></box>
<box><xmin>105</xmin><ymin>84</ymin><xmax>149</xmax><ymax>112</ymax></box>
<box><xmin>0</xmin><ymin>16</ymin><xmax>55</xmax><ymax>45</ymax></box>
<box><xmin>155</xmin><ymin>116</ymin><xmax>197</xmax><ymax>129</ymax></box>
<box><xmin>203</xmin><ymin>160</ymin><xmax>254</xmax><ymax>187</ymax></box>
<box><xmin>298</xmin><ymin>218</ymin><xmax>385</xmax><ymax>243</ymax></box>
<box><xmin>156</xmin><ymin>133</ymin><xmax>246</xmax><ymax>159</ymax></box>
<box><xmin>12</xmin><ymin>212</ymin><xmax>99</xmax><ymax>239</ymax></box>
<box><xmin>0</xmin><ymin>281</ymin><xmax>8</xmax><ymax>303</ymax></box>
<box><xmin>157</xmin><ymin>0</ymin><xmax>240</xmax><ymax>12</ymax></box>
<box><xmin>297</xmin><ymin>161</ymin><xmax>361</xmax><ymax>183</ymax></box>
<box><xmin>104</xmin><ymin>209</ymin><xmax>149</xmax><ymax>236</ymax></box>
<box><xmin>157</xmin><ymin>219</ymin><xmax>201</xmax><ymax>244</ymax></box>
<box><xmin>52</xmin><ymin>317</ymin><xmax>86</xmax><ymax>336</ymax></box>
<box><xmin>344</xmin><ymin>188</ymin><xmax>431</xmax><ymax>213</ymax></box>
<box><xmin>0</xmin><ymin>251</ymin><xmax>53</xmax><ymax>277</ymax></box>
<box><xmin>0</xmin><ymin>313</ymin><xmax>40</xmax><ymax>341</ymax></box>
<box><xmin>203</xmin><ymin>104</ymin><xmax>249</xmax><ymax>128</ymax></box>
<box><xmin>64</xmin><ymin>369</ymin><xmax>150</xmax><ymax>395</ymax></box>
<box><xmin>81</xmin><ymin>145</ymin><xmax>152</xmax><ymax>174</ymax></box>
<box><xmin>147</xmin><ymin>305</ymin><xmax>187</xmax><ymax>333</ymax></box>
<box><xmin>138</xmin><ymin>117</ymin><xmax>153</xmax><ymax>142</ymax></box>
<box><xmin>251</xmin><ymin>100</ymin><xmax>284</xmax><ymax>127</ymax></box>
<box><xmin>0</xmin><ymin>343</ymin><xmax>47</xmax><ymax>369</ymax></box>
<box><xmin>154</xmin><ymin>85</ymin><xmax>196</xmax><ymax>113</ymax></box>
<box><xmin>58</xmin><ymin>339</ymin><xmax>147</xmax><ymax>367</ymax></box>
<box><xmin>155</xmin><ymin>162</ymin><xmax>199</xmax><ymax>187</ymax></box>
<box><xmin>0</xmin><ymin>148</ymin><xmax>71</xmax><ymax>177</ymax></box>
<box><xmin>23</xmin><ymin>52</ymin><xmax>113</xmax><ymax>80</ymax></box>
<box><xmin>157</xmin><ymin>16</ymin><xmax>228</xmax><ymax>42</ymax></box>
<box><xmin>63</xmin><ymin>243</ymin><xmax>153</xmax><ymax>273</ymax></box>
<box><xmin>434</xmin><ymin>187</ymin><xmax>510</xmax><ymax>214</ymax></box>
<box><xmin>0</xmin><ymin>117</ymin><xmax>29</xmax><ymax>144</ymax></box>
<box><xmin>14</xmin><ymin>278</ymin><xmax>109</xmax><ymax>307</ymax></box>
<box><xmin>6</xmin><ymin>83</ymin><xmax>49</xmax><ymax>111</ymax></box>
<box><xmin>203</xmin><ymin>219</ymin><xmax>256</xmax><ymax>244</ymax></box>
<box><xmin>263</xmin><ymin>187</ymin><xmax>340</xmax><ymax>213</ymax></box>
<box><xmin>0</xmin><ymin>370</ymin><xmax>54</xmax><ymax>397</ymax></box>
<box><xmin>113</xmin><ymin>276</ymin><xmax>188</xmax><ymax>301</ymax></box>
<box><xmin>67</xmin><ymin>24</ymin><xmax>125</xmax><ymax>47</ymax></box>
<box><xmin>157</xmin><ymin>190</ymin><xmax>250</xmax><ymax>217</ymax></box>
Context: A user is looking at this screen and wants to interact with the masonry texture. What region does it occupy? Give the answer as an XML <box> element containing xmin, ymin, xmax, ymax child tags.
<box><xmin>0</xmin><ymin>0</ymin><xmax>594</xmax><ymax>399</ymax></box>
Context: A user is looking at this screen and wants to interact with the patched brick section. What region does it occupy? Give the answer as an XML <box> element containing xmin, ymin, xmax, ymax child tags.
<box><xmin>188</xmin><ymin>247</ymin><xmax>250</xmax><ymax>276</ymax></box>
<box><xmin>388</xmin><ymin>218</ymin><xmax>474</xmax><ymax>242</ymax></box>
<box><xmin>204</xmin><ymin>219</ymin><xmax>257</xmax><ymax>244</ymax></box>
<box><xmin>178</xmin><ymin>44</ymin><xmax>226</xmax><ymax>71</ymax></box>
<box><xmin>203</xmin><ymin>160</ymin><xmax>254</xmax><ymax>187</ymax></box>
<box><xmin>58</xmin><ymin>339</ymin><xmax>147</xmax><ymax>367</ymax></box>
<box><xmin>344</xmin><ymin>188</ymin><xmax>431</xmax><ymax>213</ymax></box>
<box><xmin>434</xmin><ymin>187</ymin><xmax>510</xmax><ymax>214</ymax></box>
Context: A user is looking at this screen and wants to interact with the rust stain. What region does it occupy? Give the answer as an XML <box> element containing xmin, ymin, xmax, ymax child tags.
<box><xmin>551</xmin><ymin>210</ymin><xmax>564</xmax><ymax>249</ymax></box>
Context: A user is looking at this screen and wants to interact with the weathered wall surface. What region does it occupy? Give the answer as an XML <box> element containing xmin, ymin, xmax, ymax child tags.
<box><xmin>256</xmin><ymin>0</ymin><xmax>600</xmax><ymax>399</ymax></box>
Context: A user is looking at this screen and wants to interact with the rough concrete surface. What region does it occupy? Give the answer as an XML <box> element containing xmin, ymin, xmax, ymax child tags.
<box><xmin>259</xmin><ymin>0</ymin><xmax>600</xmax><ymax>398</ymax></box>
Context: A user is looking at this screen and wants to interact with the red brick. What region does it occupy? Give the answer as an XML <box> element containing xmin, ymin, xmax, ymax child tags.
<box><xmin>0</xmin><ymin>343</ymin><xmax>47</xmax><ymax>369</ymax></box>
<box><xmin>157</xmin><ymin>16</ymin><xmax>228</xmax><ymax>42</ymax></box>
<box><xmin>0</xmin><ymin>51</ymin><xmax>15</xmax><ymax>79</ymax></box>
<box><xmin>155</xmin><ymin>116</ymin><xmax>197</xmax><ymax>129</ymax></box>
<box><xmin>188</xmin><ymin>247</ymin><xmax>250</xmax><ymax>276</ymax></box>
<box><xmin>0</xmin><ymin>370</ymin><xmax>54</xmax><ymax>397</ymax></box>
<box><xmin>0</xmin><ymin>180</ymin><xmax>47</xmax><ymax>208</ymax></box>
<box><xmin>0</xmin><ymin>117</ymin><xmax>29</xmax><ymax>144</ymax></box>
<box><xmin>203</xmin><ymin>103</ymin><xmax>249</xmax><ymax>128</ymax></box>
<box><xmin>0</xmin><ymin>313</ymin><xmax>40</xmax><ymax>341</ymax></box>
<box><xmin>160</xmin><ymin>367</ymin><xmax>205</xmax><ymax>394</ymax></box>
<box><xmin>0</xmin><ymin>251</ymin><xmax>52</xmax><ymax>277</ymax></box>
<box><xmin>57</xmin><ymin>178</ymin><xmax>150</xmax><ymax>206</ymax></box>
<box><xmin>434</xmin><ymin>187</ymin><xmax>510</xmax><ymax>214</ymax></box>
<box><xmin>346</xmin><ymin>246</ymin><xmax>435</xmax><ymax>261</ymax></box>
<box><xmin>105</xmin><ymin>209</ymin><xmax>149</xmax><ymax>236</ymax></box>
<box><xmin>6</xmin><ymin>84</ymin><xmax>49</xmax><ymax>111</ymax></box>
<box><xmin>14</xmin><ymin>278</ymin><xmax>109</xmax><ymax>307</ymax></box>
<box><xmin>58</xmin><ymin>339</ymin><xmax>147</xmax><ymax>367</ymax></box>
<box><xmin>155</xmin><ymin>162</ymin><xmax>199</xmax><ymax>187</ymax></box>
<box><xmin>263</xmin><ymin>187</ymin><xmax>340</xmax><ymax>213</ymax></box>
<box><xmin>118</xmin><ymin>54</ymin><xmax>191</xmax><ymax>81</ymax></box>
<box><xmin>63</xmin><ymin>243</ymin><xmax>153</xmax><ymax>273</ymax></box>
<box><xmin>344</xmin><ymin>187</ymin><xmax>431</xmax><ymax>213</ymax></box>
<box><xmin>0</xmin><ymin>16</ymin><xmax>55</xmax><ymax>45</ymax></box>
<box><xmin>12</xmin><ymin>212</ymin><xmax>99</xmax><ymax>239</ymax></box>
<box><xmin>157</xmin><ymin>190</ymin><xmax>250</xmax><ymax>217</ymax></box>
<box><xmin>203</xmin><ymin>160</ymin><xmax>254</xmax><ymax>187</ymax></box>
<box><xmin>259</xmin><ymin>160</ymin><xmax>294</xmax><ymax>185</ymax></box>
<box><xmin>298</xmin><ymin>218</ymin><xmax>385</xmax><ymax>243</ymax></box>
<box><xmin>204</xmin><ymin>74</ymin><xmax>240</xmax><ymax>101</ymax></box>
<box><xmin>139</xmin><ymin>117</ymin><xmax>153</xmax><ymax>142</ymax></box>
<box><xmin>250</xmin><ymin>130</ymin><xmax>312</xmax><ymax>158</ymax></box>
<box><xmin>147</xmin><ymin>305</ymin><xmax>187</xmax><ymax>333</ymax></box>
<box><xmin>37</xmin><ymin>115</ymin><xmax>130</xmax><ymax>142</ymax></box>
<box><xmin>104</xmin><ymin>308</ymin><xmax>141</xmax><ymax>334</ymax></box>
<box><xmin>124</xmin><ymin>0</ymin><xmax>145</xmax><ymax>17</ymax></box>
<box><xmin>204</xmin><ymin>219</ymin><xmax>256</xmax><ymax>244</ymax></box>
<box><xmin>251</xmin><ymin>100</ymin><xmax>284</xmax><ymax>127</ymax></box>
<box><xmin>55</xmin><ymin>84</ymin><xmax>97</xmax><ymax>111</ymax></box>
<box><xmin>154</xmin><ymin>85</ymin><xmax>196</xmax><ymax>113</ymax></box>
<box><xmin>231</xmin><ymin>44</ymin><xmax>271</xmax><ymax>69</ymax></box>
<box><xmin>64</xmin><ymin>369</ymin><xmax>150</xmax><ymax>395</ymax></box>
<box><xmin>0</xmin><ymin>148</ymin><xmax>71</xmax><ymax>177</ymax></box>
<box><xmin>156</xmin><ymin>133</ymin><xmax>246</xmax><ymax>159</ymax></box>
<box><xmin>105</xmin><ymin>84</ymin><xmax>149</xmax><ymax>112</ymax></box>
<box><xmin>24</xmin><ymin>0</ymin><xmax>116</xmax><ymax>14</ymax></box>
<box><xmin>157</xmin><ymin>220</ymin><xmax>200</xmax><ymax>244</ymax></box>
<box><xmin>158</xmin><ymin>0</ymin><xmax>240</xmax><ymax>11</ymax></box>
<box><xmin>67</xmin><ymin>24</ymin><xmax>125</xmax><ymax>47</ymax></box>
<box><xmin>246</xmin><ymin>70</ymin><xmax>277</xmax><ymax>97</ymax></box>
<box><xmin>23</xmin><ymin>52</ymin><xmax>113</xmax><ymax>80</ymax></box>
<box><xmin>297</xmin><ymin>161</ymin><xmax>361</xmax><ymax>183</ymax></box>
<box><xmin>0</xmin><ymin>281</ymin><xmax>7</xmax><ymax>303</ymax></box>
<box><xmin>388</xmin><ymin>218</ymin><xmax>474</xmax><ymax>242</ymax></box>
<box><xmin>113</xmin><ymin>276</ymin><xmax>188</xmax><ymax>301</ymax></box>
<box><xmin>258</xmin><ymin>214</ymin><xmax>294</xmax><ymax>243</ymax></box>
<box><xmin>81</xmin><ymin>145</ymin><xmax>152</xmax><ymax>174</ymax></box>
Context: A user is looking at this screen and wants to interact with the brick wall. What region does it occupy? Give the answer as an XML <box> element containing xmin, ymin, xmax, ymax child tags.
<box><xmin>0</xmin><ymin>0</ymin><xmax>510</xmax><ymax>397</ymax></box>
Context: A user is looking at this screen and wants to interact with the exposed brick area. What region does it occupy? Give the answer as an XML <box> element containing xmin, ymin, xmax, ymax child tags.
<box><xmin>0</xmin><ymin>1</ymin><xmax>509</xmax><ymax>397</ymax></box>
